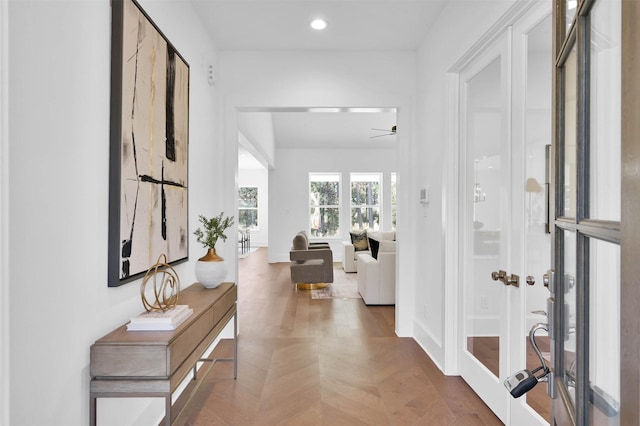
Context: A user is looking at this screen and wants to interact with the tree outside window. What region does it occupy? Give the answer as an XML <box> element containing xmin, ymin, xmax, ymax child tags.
<box><xmin>238</xmin><ymin>187</ymin><xmax>258</xmax><ymax>229</ymax></box>
<box><xmin>351</xmin><ymin>173</ymin><xmax>381</xmax><ymax>231</ymax></box>
<box><xmin>309</xmin><ymin>173</ymin><xmax>340</xmax><ymax>237</ymax></box>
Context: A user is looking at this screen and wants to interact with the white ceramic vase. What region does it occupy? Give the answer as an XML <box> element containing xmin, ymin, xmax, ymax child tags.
<box><xmin>195</xmin><ymin>248</ymin><xmax>227</xmax><ymax>288</ymax></box>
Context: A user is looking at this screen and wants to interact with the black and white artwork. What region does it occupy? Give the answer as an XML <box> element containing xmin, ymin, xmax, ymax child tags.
<box><xmin>108</xmin><ymin>0</ymin><xmax>189</xmax><ymax>287</ymax></box>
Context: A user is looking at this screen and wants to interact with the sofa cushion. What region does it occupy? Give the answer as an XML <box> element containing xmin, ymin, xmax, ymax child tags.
<box><xmin>379</xmin><ymin>231</ymin><xmax>396</xmax><ymax>241</ymax></box>
<box><xmin>350</xmin><ymin>230</ymin><xmax>369</xmax><ymax>251</ymax></box>
<box><xmin>379</xmin><ymin>240</ymin><xmax>395</xmax><ymax>253</ymax></box>
<box><xmin>368</xmin><ymin>237</ymin><xmax>380</xmax><ymax>259</ymax></box>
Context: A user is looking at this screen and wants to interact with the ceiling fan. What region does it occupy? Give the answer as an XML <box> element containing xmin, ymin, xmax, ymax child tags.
<box><xmin>370</xmin><ymin>125</ymin><xmax>397</xmax><ymax>138</ymax></box>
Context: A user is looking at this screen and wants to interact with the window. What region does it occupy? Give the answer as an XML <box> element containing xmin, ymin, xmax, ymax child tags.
<box><xmin>238</xmin><ymin>187</ymin><xmax>258</xmax><ymax>229</ymax></box>
<box><xmin>350</xmin><ymin>173</ymin><xmax>381</xmax><ymax>231</ymax></box>
<box><xmin>391</xmin><ymin>172</ymin><xmax>397</xmax><ymax>230</ymax></box>
<box><xmin>309</xmin><ymin>173</ymin><xmax>340</xmax><ymax>238</ymax></box>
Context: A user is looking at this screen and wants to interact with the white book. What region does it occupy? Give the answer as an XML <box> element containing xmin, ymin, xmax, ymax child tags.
<box><xmin>129</xmin><ymin>305</ymin><xmax>190</xmax><ymax>324</ymax></box>
<box><xmin>127</xmin><ymin>307</ymin><xmax>193</xmax><ymax>331</ymax></box>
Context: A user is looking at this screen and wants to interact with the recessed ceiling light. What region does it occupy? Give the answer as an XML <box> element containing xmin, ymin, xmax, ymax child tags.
<box><xmin>310</xmin><ymin>19</ymin><xmax>327</xmax><ymax>30</ymax></box>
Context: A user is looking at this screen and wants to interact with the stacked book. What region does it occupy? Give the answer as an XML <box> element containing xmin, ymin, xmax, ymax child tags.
<box><xmin>126</xmin><ymin>305</ymin><xmax>193</xmax><ymax>331</ymax></box>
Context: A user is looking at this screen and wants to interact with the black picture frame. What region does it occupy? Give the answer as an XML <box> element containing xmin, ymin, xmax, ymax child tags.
<box><xmin>108</xmin><ymin>0</ymin><xmax>189</xmax><ymax>287</ymax></box>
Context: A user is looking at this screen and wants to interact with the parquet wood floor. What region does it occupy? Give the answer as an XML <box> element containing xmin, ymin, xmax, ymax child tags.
<box><xmin>173</xmin><ymin>248</ymin><xmax>502</xmax><ymax>425</ymax></box>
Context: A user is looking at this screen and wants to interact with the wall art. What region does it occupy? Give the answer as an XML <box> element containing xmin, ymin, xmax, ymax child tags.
<box><xmin>108</xmin><ymin>0</ymin><xmax>189</xmax><ymax>287</ymax></box>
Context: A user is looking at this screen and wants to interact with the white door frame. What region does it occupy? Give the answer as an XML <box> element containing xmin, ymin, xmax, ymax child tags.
<box><xmin>225</xmin><ymin>94</ymin><xmax>414</xmax><ymax>337</ymax></box>
<box><xmin>1</xmin><ymin>0</ymin><xmax>10</xmax><ymax>424</ymax></box>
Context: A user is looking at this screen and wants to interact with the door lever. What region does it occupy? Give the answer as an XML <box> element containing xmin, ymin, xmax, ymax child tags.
<box><xmin>506</xmin><ymin>273</ymin><xmax>519</xmax><ymax>287</ymax></box>
<box><xmin>491</xmin><ymin>270</ymin><xmax>506</xmax><ymax>282</ymax></box>
<box><xmin>491</xmin><ymin>270</ymin><xmax>519</xmax><ymax>286</ymax></box>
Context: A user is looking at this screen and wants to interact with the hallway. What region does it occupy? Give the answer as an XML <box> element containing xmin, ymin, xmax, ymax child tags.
<box><xmin>173</xmin><ymin>249</ymin><xmax>501</xmax><ymax>425</ymax></box>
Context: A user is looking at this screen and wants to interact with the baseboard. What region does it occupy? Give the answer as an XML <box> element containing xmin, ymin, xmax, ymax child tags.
<box><xmin>413</xmin><ymin>319</ymin><xmax>447</xmax><ymax>374</ymax></box>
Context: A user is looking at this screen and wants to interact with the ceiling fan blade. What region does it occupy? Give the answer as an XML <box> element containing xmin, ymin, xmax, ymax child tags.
<box><xmin>370</xmin><ymin>133</ymin><xmax>394</xmax><ymax>138</ymax></box>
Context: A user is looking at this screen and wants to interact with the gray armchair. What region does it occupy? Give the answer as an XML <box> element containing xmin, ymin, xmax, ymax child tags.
<box><xmin>289</xmin><ymin>231</ymin><xmax>334</xmax><ymax>288</ymax></box>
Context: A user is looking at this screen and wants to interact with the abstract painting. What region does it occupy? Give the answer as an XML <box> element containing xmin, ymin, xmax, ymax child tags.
<box><xmin>108</xmin><ymin>0</ymin><xmax>189</xmax><ymax>287</ymax></box>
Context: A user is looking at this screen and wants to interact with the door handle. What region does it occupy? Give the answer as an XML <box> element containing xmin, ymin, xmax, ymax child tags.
<box><xmin>491</xmin><ymin>270</ymin><xmax>519</xmax><ymax>286</ymax></box>
<box><xmin>506</xmin><ymin>273</ymin><xmax>519</xmax><ymax>287</ymax></box>
<box><xmin>491</xmin><ymin>270</ymin><xmax>506</xmax><ymax>282</ymax></box>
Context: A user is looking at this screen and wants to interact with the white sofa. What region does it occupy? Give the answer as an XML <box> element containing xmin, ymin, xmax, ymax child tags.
<box><xmin>342</xmin><ymin>230</ymin><xmax>395</xmax><ymax>273</ymax></box>
<box><xmin>355</xmin><ymin>232</ymin><xmax>396</xmax><ymax>305</ymax></box>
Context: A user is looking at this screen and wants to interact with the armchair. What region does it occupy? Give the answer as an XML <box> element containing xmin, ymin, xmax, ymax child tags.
<box><xmin>290</xmin><ymin>231</ymin><xmax>334</xmax><ymax>289</ymax></box>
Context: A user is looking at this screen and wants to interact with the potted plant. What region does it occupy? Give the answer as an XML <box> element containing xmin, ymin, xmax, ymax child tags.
<box><xmin>193</xmin><ymin>212</ymin><xmax>234</xmax><ymax>288</ymax></box>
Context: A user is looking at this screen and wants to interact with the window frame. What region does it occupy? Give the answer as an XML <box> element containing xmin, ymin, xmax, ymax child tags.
<box><xmin>349</xmin><ymin>172</ymin><xmax>382</xmax><ymax>232</ymax></box>
<box><xmin>309</xmin><ymin>172</ymin><xmax>341</xmax><ymax>239</ymax></box>
<box><xmin>238</xmin><ymin>186</ymin><xmax>259</xmax><ymax>230</ymax></box>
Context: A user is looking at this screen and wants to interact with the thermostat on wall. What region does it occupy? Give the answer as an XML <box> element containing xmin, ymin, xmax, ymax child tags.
<box><xmin>420</xmin><ymin>187</ymin><xmax>429</xmax><ymax>205</ymax></box>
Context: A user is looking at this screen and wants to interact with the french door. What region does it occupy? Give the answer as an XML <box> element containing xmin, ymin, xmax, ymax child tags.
<box><xmin>458</xmin><ymin>3</ymin><xmax>554</xmax><ymax>424</ymax></box>
<box><xmin>458</xmin><ymin>29</ymin><xmax>511</xmax><ymax>422</ymax></box>
<box><xmin>549</xmin><ymin>0</ymin><xmax>638</xmax><ymax>424</ymax></box>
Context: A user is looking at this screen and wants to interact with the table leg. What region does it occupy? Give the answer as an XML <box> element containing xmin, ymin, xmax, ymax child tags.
<box><xmin>90</xmin><ymin>395</ymin><xmax>96</xmax><ymax>426</ymax></box>
<box><xmin>233</xmin><ymin>312</ymin><xmax>238</xmax><ymax>379</ymax></box>
<box><xmin>165</xmin><ymin>395</ymin><xmax>172</xmax><ymax>426</ymax></box>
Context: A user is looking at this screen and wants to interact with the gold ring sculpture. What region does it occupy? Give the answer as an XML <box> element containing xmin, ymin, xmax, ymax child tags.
<box><xmin>140</xmin><ymin>254</ymin><xmax>181</xmax><ymax>312</ymax></box>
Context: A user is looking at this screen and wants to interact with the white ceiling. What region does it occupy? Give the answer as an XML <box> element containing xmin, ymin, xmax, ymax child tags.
<box><xmin>238</xmin><ymin>109</ymin><xmax>397</xmax><ymax>169</ymax></box>
<box><xmin>271</xmin><ymin>110</ymin><xmax>397</xmax><ymax>149</ymax></box>
<box><xmin>191</xmin><ymin>0</ymin><xmax>447</xmax><ymax>51</ymax></box>
<box><xmin>191</xmin><ymin>1</ymin><xmax>445</xmax><ymax>167</ymax></box>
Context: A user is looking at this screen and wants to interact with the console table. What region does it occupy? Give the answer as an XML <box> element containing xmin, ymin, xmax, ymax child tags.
<box><xmin>89</xmin><ymin>282</ymin><xmax>237</xmax><ymax>426</ymax></box>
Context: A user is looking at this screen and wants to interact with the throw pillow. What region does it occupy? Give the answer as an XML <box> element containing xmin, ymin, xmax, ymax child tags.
<box><xmin>368</xmin><ymin>237</ymin><xmax>380</xmax><ymax>259</ymax></box>
<box><xmin>379</xmin><ymin>240</ymin><xmax>395</xmax><ymax>253</ymax></box>
<box><xmin>350</xmin><ymin>230</ymin><xmax>369</xmax><ymax>251</ymax></box>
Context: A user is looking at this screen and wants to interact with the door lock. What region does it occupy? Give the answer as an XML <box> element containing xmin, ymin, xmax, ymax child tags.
<box><xmin>491</xmin><ymin>270</ymin><xmax>519</xmax><ymax>287</ymax></box>
<box><xmin>504</xmin><ymin>323</ymin><xmax>550</xmax><ymax>398</ymax></box>
<box><xmin>526</xmin><ymin>275</ymin><xmax>535</xmax><ymax>286</ymax></box>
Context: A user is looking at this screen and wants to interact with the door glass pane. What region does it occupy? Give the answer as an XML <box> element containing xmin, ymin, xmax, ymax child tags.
<box><xmin>566</xmin><ymin>0</ymin><xmax>578</xmax><ymax>32</ymax></box>
<box><xmin>589</xmin><ymin>0</ymin><xmax>621</xmax><ymax>221</ymax></box>
<box><xmin>465</xmin><ymin>56</ymin><xmax>504</xmax><ymax>378</ymax></box>
<box><xmin>524</xmin><ymin>14</ymin><xmax>553</xmax><ymax>422</ymax></box>
<box><xmin>589</xmin><ymin>238</ymin><xmax>620</xmax><ymax>425</ymax></box>
<box><xmin>563</xmin><ymin>45</ymin><xmax>578</xmax><ymax>218</ymax></box>
<box><xmin>563</xmin><ymin>230</ymin><xmax>577</xmax><ymax>404</ymax></box>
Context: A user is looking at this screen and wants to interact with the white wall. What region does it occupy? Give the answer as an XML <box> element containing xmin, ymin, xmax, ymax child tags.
<box><xmin>0</xmin><ymin>0</ymin><xmax>9</xmax><ymax>423</ymax></box>
<box><xmin>268</xmin><ymin>148</ymin><xmax>397</xmax><ymax>263</ymax></box>
<box><xmin>7</xmin><ymin>1</ymin><xmax>225</xmax><ymax>425</ymax></box>
<box><xmin>413</xmin><ymin>0</ymin><xmax>516</xmax><ymax>371</ymax></box>
<box><xmin>238</xmin><ymin>112</ymin><xmax>275</xmax><ymax>168</ymax></box>
<box><xmin>238</xmin><ymin>167</ymin><xmax>269</xmax><ymax>247</ymax></box>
